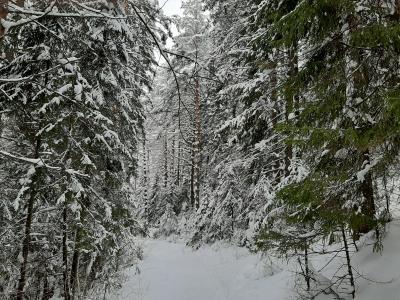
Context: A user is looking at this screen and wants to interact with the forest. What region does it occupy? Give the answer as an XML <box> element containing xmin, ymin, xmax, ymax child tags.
<box><xmin>0</xmin><ymin>0</ymin><xmax>399</xmax><ymax>299</ymax></box>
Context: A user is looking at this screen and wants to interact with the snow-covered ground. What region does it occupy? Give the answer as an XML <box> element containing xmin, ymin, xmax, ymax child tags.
<box><xmin>109</xmin><ymin>221</ymin><xmax>400</xmax><ymax>300</ymax></box>
<box><xmin>348</xmin><ymin>221</ymin><xmax>400</xmax><ymax>300</ymax></box>
<box><xmin>109</xmin><ymin>239</ymin><xmax>294</xmax><ymax>300</ymax></box>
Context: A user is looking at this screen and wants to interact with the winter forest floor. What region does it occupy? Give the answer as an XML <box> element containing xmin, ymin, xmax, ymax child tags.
<box><xmin>108</xmin><ymin>221</ymin><xmax>400</xmax><ymax>300</ymax></box>
<box><xmin>109</xmin><ymin>238</ymin><xmax>294</xmax><ymax>300</ymax></box>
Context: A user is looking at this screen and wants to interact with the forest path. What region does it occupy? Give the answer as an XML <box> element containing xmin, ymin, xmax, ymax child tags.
<box><xmin>108</xmin><ymin>221</ymin><xmax>400</xmax><ymax>300</ymax></box>
<box><xmin>109</xmin><ymin>238</ymin><xmax>293</xmax><ymax>300</ymax></box>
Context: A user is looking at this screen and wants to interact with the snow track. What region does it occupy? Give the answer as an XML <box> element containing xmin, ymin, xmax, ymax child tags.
<box><xmin>110</xmin><ymin>239</ymin><xmax>293</xmax><ymax>300</ymax></box>
<box><xmin>109</xmin><ymin>221</ymin><xmax>400</xmax><ymax>300</ymax></box>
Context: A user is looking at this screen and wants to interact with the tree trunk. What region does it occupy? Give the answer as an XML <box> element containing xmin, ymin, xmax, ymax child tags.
<box><xmin>70</xmin><ymin>226</ymin><xmax>82</xmax><ymax>299</ymax></box>
<box><xmin>269</xmin><ymin>59</ymin><xmax>281</xmax><ymax>184</ymax></box>
<box><xmin>395</xmin><ymin>0</ymin><xmax>400</xmax><ymax>19</ymax></box>
<box><xmin>70</xmin><ymin>202</ymin><xmax>85</xmax><ymax>300</ymax></box>
<box><xmin>190</xmin><ymin>142</ymin><xmax>195</xmax><ymax>208</ymax></box>
<box><xmin>63</xmin><ymin>204</ymin><xmax>71</xmax><ymax>300</ymax></box>
<box><xmin>0</xmin><ymin>0</ymin><xmax>8</xmax><ymax>39</ymax></box>
<box><xmin>344</xmin><ymin>14</ymin><xmax>376</xmax><ymax>238</ymax></box>
<box><xmin>171</xmin><ymin>137</ymin><xmax>175</xmax><ymax>185</ymax></box>
<box><xmin>194</xmin><ymin>77</ymin><xmax>201</xmax><ymax>209</ymax></box>
<box><xmin>341</xmin><ymin>226</ymin><xmax>355</xmax><ymax>299</ymax></box>
<box><xmin>358</xmin><ymin>150</ymin><xmax>377</xmax><ymax>235</ymax></box>
<box><xmin>284</xmin><ymin>44</ymin><xmax>298</xmax><ymax>177</ymax></box>
<box><xmin>304</xmin><ymin>242</ymin><xmax>310</xmax><ymax>292</ymax></box>
<box><xmin>164</xmin><ymin>136</ymin><xmax>168</xmax><ymax>188</ymax></box>
<box><xmin>0</xmin><ymin>0</ymin><xmax>23</xmax><ymax>39</ymax></box>
<box><xmin>176</xmin><ymin>138</ymin><xmax>181</xmax><ymax>186</ymax></box>
<box><xmin>143</xmin><ymin>142</ymin><xmax>148</xmax><ymax>202</ymax></box>
<box><xmin>41</xmin><ymin>273</ymin><xmax>54</xmax><ymax>300</ymax></box>
<box><xmin>16</xmin><ymin>138</ymin><xmax>41</xmax><ymax>300</ymax></box>
<box><xmin>147</xmin><ymin>148</ymin><xmax>150</xmax><ymax>187</ymax></box>
<box><xmin>382</xmin><ymin>172</ymin><xmax>391</xmax><ymax>221</ymax></box>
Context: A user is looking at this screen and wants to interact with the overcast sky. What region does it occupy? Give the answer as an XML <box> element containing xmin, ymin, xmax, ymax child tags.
<box><xmin>161</xmin><ymin>0</ymin><xmax>183</xmax><ymax>16</ymax></box>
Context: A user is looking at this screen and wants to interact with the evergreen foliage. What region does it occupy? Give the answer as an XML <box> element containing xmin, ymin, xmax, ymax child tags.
<box><xmin>1</xmin><ymin>0</ymin><xmax>399</xmax><ymax>298</ymax></box>
<box><xmin>0</xmin><ymin>0</ymin><xmax>156</xmax><ymax>297</ymax></box>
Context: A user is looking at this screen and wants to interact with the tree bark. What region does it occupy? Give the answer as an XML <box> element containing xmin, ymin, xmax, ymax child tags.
<box><xmin>190</xmin><ymin>142</ymin><xmax>195</xmax><ymax>208</ymax></box>
<box><xmin>164</xmin><ymin>136</ymin><xmax>168</xmax><ymax>188</ymax></box>
<box><xmin>269</xmin><ymin>59</ymin><xmax>281</xmax><ymax>184</ymax></box>
<box><xmin>0</xmin><ymin>0</ymin><xmax>8</xmax><ymax>39</ymax></box>
<box><xmin>0</xmin><ymin>0</ymin><xmax>23</xmax><ymax>38</ymax></box>
<box><xmin>344</xmin><ymin>14</ymin><xmax>376</xmax><ymax>237</ymax></box>
<box><xmin>176</xmin><ymin>138</ymin><xmax>181</xmax><ymax>186</ymax></box>
<box><xmin>147</xmin><ymin>148</ymin><xmax>150</xmax><ymax>181</ymax></box>
<box><xmin>143</xmin><ymin>142</ymin><xmax>148</xmax><ymax>202</ymax></box>
<box><xmin>171</xmin><ymin>137</ymin><xmax>175</xmax><ymax>185</ymax></box>
<box><xmin>194</xmin><ymin>77</ymin><xmax>201</xmax><ymax>209</ymax></box>
<box><xmin>342</xmin><ymin>226</ymin><xmax>355</xmax><ymax>299</ymax></box>
<box><xmin>358</xmin><ymin>150</ymin><xmax>377</xmax><ymax>234</ymax></box>
<box><xmin>70</xmin><ymin>198</ymin><xmax>85</xmax><ymax>300</ymax></box>
<box><xmin>63</xmin><ymin>203</ymin><xmax>71</xmax><ymax>300</ymax></box>
<box><xmin>41</xmin><ymin>273</ymin><xmax>54</xmax><ymax>300</ymax></box>
<box><xmin>304</xmin><ymin>242</ymin><xmax>310</xmax><ymax>292</ymax></box>
<box><xmin>70</xmin><ymin>226</ymin><xmax>82</xmax><ymax>299</ymax></box>
<box><xmin>284</xmin><ymin>44</ymin><xmax>298</xmax><ymax>177</ymax></box>
<box><xmin>382</xmin><ymin>172</ymin><xmax>391</xmax><ymax>221</ymax></box>
<box><xmin>395</xmin><ymin>0</ymin><xmax>400</xmax><ymax>19</ymax></box>
<box><xmin>16</xmin><ymin>138</ymin><xmax>41</xmax><ymax>300</ymax></box>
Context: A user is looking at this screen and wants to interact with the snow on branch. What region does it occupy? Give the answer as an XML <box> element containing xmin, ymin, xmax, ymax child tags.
<box><xmin>0</xmin><ymin>149</ymin><xmax>41</xmax><ymax>165</ymax></box>
<box><xmin>0</xmin><ymin>149</ymin><xmax>90</xmax><ymax>179</ymax></box>
<box><xmin>8</xmin><ymin>2</ymin><xmax>128</xmax><ymax>20</ymax></box>
<box><xmin>0</xmin><ymin>58</ymin><xmax>80</xmax><ymax>83</ymax></box>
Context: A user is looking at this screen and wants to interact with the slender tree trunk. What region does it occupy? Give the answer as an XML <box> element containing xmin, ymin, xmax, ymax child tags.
<box><xmin>70</xmin><ymin>199</ymin><xmax>85</xmax><ymax>300</ymax></box>
<box><xmin>382</xmin><ymin>172</ymin><xmax>391</xmax><ymax>221</ymax></box>
<box><xmin>304</xmin><ymin>242</ymin><xmax>310</xmax><ymax>292</ymax></box>
<box><xmin>164</xmin><ymin>136</ymin><xmax>168</xmax><ymax>188</ymax></box>
<box><xmin>176</xmin><ymin>138</ymin><xmax>181</xmax><ymax>186</ymax></box>
<box><xmin>194</xmin><ymin>77</ymin><xmax>201</xmax><ymax>209</ymax></box>
<box><xmin>63</xmin><ymin>203</ymin><xmax>71</xmax><ymax>300</ymax></box>
<box><xmin>41</xmin><ymin>273</ymin><xmax>54</xmax><ymax>300</ymax></box>
<box><xmin>147</xmin><ymin>148</ymin><xmax>150</xmax><ymax>186</ymax></box>
<box><xmin>190</xmin><ymin>142</ymin><xmax>195</xmax><ymax>208</ymax></box>
<box><xmin>16</xmin><ymin>138</ymin><xmax>41</xmax><ymax>300</ymax></box>
<box><xmin>70</xmin><ymin>226</ymin><xmax>81</xmax><ymax>299</ymax></box>
<box><xmin>1</xmin><ymin>0</ymin><xmax>23</xmax><ymax>42</ymax></box>
<box><xmin>341</xmin><ymin>226</ymin><xmax>355</xmax><ymax>299</ymax></box>
<box><xmin>143</xmin><ymin>142</ymin><xmax>148</xmax><ymax>203</ymax></box>
<box><xmin>270</xmin><ymin>59</ymin><xmax>280</xmax><ymax>184</ymax></box>
<box><xmin>284</xmin><ymin>44</ymin><xmax>298</xmax><ymax>177</ymax></box>
<box><xmin>359</xmin><ymin>149</ymin><xmax>377</xmax><ymax>235</ymax></box>
<box><xmin>395</xmin><ymin>0</ymin><xmax>400</xmax><ymax>19</ymax></box>
<box><xmin>134</xmin><ymin>153</ymin><xmax>138</xmax><ymax>191</ymax></box>
<box><xmin>344</xmin><ymin>14</ymin><xmax>376</xmax><ymax>238</ymax></box>
<box><xmin>0</xmin><ymin>0</ymin><xmax>8</xmax><ymax>39</ymax></box>
<box><xmin>171</xmin><ymin>137</ymin><xmax>175</xmax><ymax>185</ymax></box>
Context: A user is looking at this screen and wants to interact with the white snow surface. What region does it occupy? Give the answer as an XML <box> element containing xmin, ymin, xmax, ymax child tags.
<box><xmin>109</xmin><ymin>239</ymin><xmax>294</xmax><ymax>300</ymax></box>
<box><xmin>351</xmin><ymin>221</ymin><xmax>400</xmax><ymax>300</ymax></box>
<box><xmin>109</xmin><ymin>221</ymin><xmax>400</xmax><ymax>300</ymax></box>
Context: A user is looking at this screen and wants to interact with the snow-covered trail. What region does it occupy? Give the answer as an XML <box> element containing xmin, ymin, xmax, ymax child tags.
<box><xmin>109</xmin><ymin>221</ymin><xmax>400</xmax><ymax>300</ymax></box>
<box><xmin>110</xmin><ymin>239</ymin><xmax>294</xmax><ymax>300</ymax></box>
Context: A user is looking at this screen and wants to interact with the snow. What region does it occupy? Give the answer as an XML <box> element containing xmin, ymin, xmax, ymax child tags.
<box><xmin>0</xmin><ymin>150</ymin><xmax>41</xmax><ymax>165</ymax></box>
<box><xmin>356</xmin><ymin>156</ymin><xmax>382</xmax><ymax>182</ymax></box>
<box><xmin>310</xmin><ymin>221</ymin><xmax>400</xmax><ymax>300</ymax></box>
<box><xmin>107</xmin><ymin>220</ymin><xmax>400</xmax><ymax>300</ymax></box>
<box><xmin>349</xmin><ymin>222</ymin><xmax>400</xmax><ymax>300</ymax></box>
<box><xmin>109</xmin><ymin>239</ymin><xmax>294</xmax><ymax>300</ymax></box>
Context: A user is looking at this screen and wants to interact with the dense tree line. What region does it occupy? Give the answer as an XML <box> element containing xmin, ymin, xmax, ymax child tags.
<box><xmin>140</xmin><ymin>0</ymin><xmax>400</xmax><ymax>298</ymax></box>
<box><xmin>1</xmin><ymin>0</ymin><xmax>400</xmax><ymax>298</ymax></box>
<box><xmin>0</xmin><ymin>0</ymin><xmax>158</xmax><ymax>298</ymax></box>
